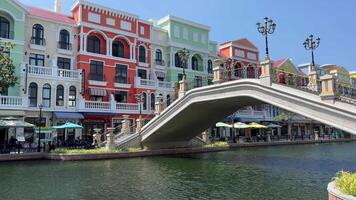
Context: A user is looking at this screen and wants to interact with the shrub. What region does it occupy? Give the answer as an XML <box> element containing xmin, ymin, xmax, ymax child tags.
<box><xmin>204</xmin><ymin>141</ymin><xmax>229</xmax><ymax>148</ymax></box>
<box><xmin>334</xmin><ymin>171</ymin><xmax>356</xmax><ymax>196</ymax></box>
<box><xmin>53</xmin><ymin>148</ymin><xmax>118</xmax><ymax>154</ymax></box>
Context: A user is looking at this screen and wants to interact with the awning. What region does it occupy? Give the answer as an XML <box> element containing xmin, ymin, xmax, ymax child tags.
<box><xmin>0</xmin><ymin>110</ymin><xmax>26</xmax><ymax>117</ymax></box>
<box><xmin>0</xmin><ymin>117</ymin><xmax>35</xmax><ymax>128</ymax></box>
<box><xmin>53</xmin><ymin>122</ymin><xmax>83</xmax><ymax>129</ymax></box>
<box><xmin>89</xmin><ymin>88</ymin><xmax>107</xmax><ymax>96</ymax></box>
<box><xmin>53</xmin><ymin>112</ymin><xmax>84</xmax><ymax>119</ymax></box>
<box><xmin>155</xmin><ymin>71</ymin><xmax>165</xmax><ymax>78</ymax></box>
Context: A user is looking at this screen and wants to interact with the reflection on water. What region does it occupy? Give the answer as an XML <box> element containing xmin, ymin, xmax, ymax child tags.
<box><xmin>0</xmin><ymin>142</ymin><xmax>355</xmax><ymax>200</ymax></box>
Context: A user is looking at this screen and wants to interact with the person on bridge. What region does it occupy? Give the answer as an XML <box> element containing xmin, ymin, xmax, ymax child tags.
<box><xmin>279</xmin><ymin>70</ymin><xmax>286</xmax><ymax>84</ymax></box>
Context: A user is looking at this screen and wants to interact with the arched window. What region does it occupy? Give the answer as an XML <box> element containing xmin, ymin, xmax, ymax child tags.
<box><xmin>59</xmin><ymin>29</ymin><xmax>70</xmax><ymax>50</ymax></box>
<box><xmin>139</xmin><ymin>46</ymin><xmax>146</xmax><ymax>63</ymax></box>
<box><xmin>0</xmin><ymin>16</ymin><xmax>10</xmax><ymax>39</ymax></box>
<box><xmin>56</xmin><ymin>85</ymin><xmax>64</xmax><ymax>106</ymax></box>
<box><xmin>192</xmin><ymin>56</ymin><xmax>198</xmax><ymax>71</ymax></box>
<box><xmin>32</xmin><ymin>24</ymin><xmax>44</xmax><ymax>45</ymax></box>
<box><xmin>150</xmin><ymin>93</ymin><xmax>155</xmax><ymax>110</ymax></box>
<box><xmin>142</xmin><ymin>92</ymin><xmax>147</xmax><ymax>110</ymax></box>
<box><xmin>42</xmin><ymin>84</ymin><xmax>51</xmax><ymax>107</ymax></box>
<box><xmin>167</xmin><ymin>94</ymin><xmax>171</xmax><ymax>107</ymax></box>
<box><xmin>29</xmin><ymin>83</ymin><xmax>38</xmax><ymax>107</ymax></box>
<box><xmin>87</xmin><ymin>35</ymin><xmax>101</xmax><ymax>54</ymax></box>
<box><xmin>112</xmin><ymin>41</ymin><xmax>125</xmax><ymax>58</ymax></box>
<box><xmin>175</xmin><ymin>53</ymin><xmax>182</xmax><ymax>68</ymax></box>
<box><xmin>68</xmin><ymin>86</ymin><xmax>76</xmax><ymax>107</ymax></box>
<box><xmin>155</xmin><ymin>49</ymin><xmax>162</xmax><ymax>62</ymax></box>
<box><xmin>207</xmin><ymin>60</ymin><xmax>213</xmax><ymax>74</ymax></box>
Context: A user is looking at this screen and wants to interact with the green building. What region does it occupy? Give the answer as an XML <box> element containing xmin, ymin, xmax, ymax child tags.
<box><xmin>155</xmin><ymin>15</ymin><xmax>217</xmax><ymax>87</ymax></box>
<box><xmin>0</xmin><ymin>0</ymin><xmax>27</xmax><ymax>96</ymax></box>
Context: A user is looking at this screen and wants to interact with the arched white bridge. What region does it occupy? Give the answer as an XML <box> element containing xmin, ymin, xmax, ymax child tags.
<box><xmin>116</xmin><ymin>79</ymin><xmax>356</xmax><ymax>149</ymax></box>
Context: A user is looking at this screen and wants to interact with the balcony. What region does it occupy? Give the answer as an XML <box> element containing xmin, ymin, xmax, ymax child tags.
<box><xmin>57</xmin><ymin>42</ymin><xmax>73</xmax><ymax>55</ymax></box>
<box><xmin>79</xmin><ymin>99</ymin><xmax>153</xmax><ymax>114</ymax></box>
<box><xmin>114</xmin><ymin>78</ymin><xmax>131</xmax><ymax>88</ymax></box>
<box><xmin>25</xmin><ymin>64</ymin><xmax>81</xmax><ymax>80</ymax></box>
<box><xmin>0</xmin><ymin>30</ymin><xmax>14</xmax><ymax>40</ymax></box>
<box><xmin>155</xmin><ymin>59</ymin><xmax>165</xmax><ymax>66</ymax></box>
<box><xmin>89</xmin><ymin>75</ymin><xmax>107</xmax><ymax>86</ymax></box>
<box><xmin>0</xmin><ymin>96</ymin><xmax>24</xmax><ymax>108</ymax></box>
<box><xmin>116</xmin><ymin>103</ymin><xmax>140</xmax><ymax>114</ymax></box>
<box><xmin>135</xmin><ymin>77</ymin><xmax>173</xmax><ymax>90</ymax></box>
<box><xmin>30</xmin><ymin>37</ymin><xmax>46</xmax><ymax>51</ymax></box>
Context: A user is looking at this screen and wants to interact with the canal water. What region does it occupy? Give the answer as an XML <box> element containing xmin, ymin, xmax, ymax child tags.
<box><xmin>0</xmin><ymin>142</ymin><xmax>355</xmax><ymax>200</ymax></box>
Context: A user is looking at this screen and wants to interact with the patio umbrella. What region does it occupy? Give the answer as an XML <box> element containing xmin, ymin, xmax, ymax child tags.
<box><xmin>215</xmin><ymin>122</ymin><xmax>232</xmax><ymax>128</ymax></box>
<box><xmin>0</xmin><ymin>117</ymin><xmax>35</xmax><ymax>128</ymax></box>
<box><xmin>52</xmin><ymin>122</ymin><xmax>83</xmax><ymax>129</ymax></box>
<box><xmin>248</xmin><ymin>122</ymin><xmax>267</xmax><ymax>129</ymax></box>
<box><xmin>233</xmin><ymin>122</ymin><xmax>250</xmax><ymax>129</ymax></box>
<box><xmin>267</xmin><ymin>123</ymin><xmax>282</xmax><ymax>128</ymax></box>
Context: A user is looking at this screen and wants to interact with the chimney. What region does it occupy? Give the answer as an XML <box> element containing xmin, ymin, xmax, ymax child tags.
<box><xmin>54</xmin><ymin>0</ymin><xmax>63</xmax><ymax>13</ymax></box>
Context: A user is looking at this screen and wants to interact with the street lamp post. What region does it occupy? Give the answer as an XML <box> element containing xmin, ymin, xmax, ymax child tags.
<box><xmin>177</xmin><ymin>48</ymin><xmax>190</xmax><ymax>79</ymax></box>
<box><xmin>303</xmin><ymin>34</ymin><xmax>320</xmax><ymax>71</ymax></box>
<box><xmin>37</xmin><ymin>104</ymin><xmax>43</xmax><ymax>152</ymax></box>
<box><xmin>257</xmin><ymin>17</ymin><xmax>277</xmax><ymax>58</ymax></box>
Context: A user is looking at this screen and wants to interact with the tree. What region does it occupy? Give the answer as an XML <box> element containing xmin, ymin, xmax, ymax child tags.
<box><xmin>274</xmin><ymin>109</ymin><xmax>296</xmax><ymax>139</ymax></box>
<box><xmin>0</xmin><ymin>40</ymin><xmax>17</xmax><ymax>94</ymax></box>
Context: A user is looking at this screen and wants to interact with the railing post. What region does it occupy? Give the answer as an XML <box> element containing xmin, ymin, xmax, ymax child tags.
<box><xmin>178</xmin><ymin>76</ymin><xmax>188</xmax><ymax>98</ymax></box>
<box><xmin>135</xmin><ymin>117</ymin><xmax>144</xmax><ymax>134</ymax></box>
<box><xmin>109</xmin><ymin>94</ymin><xmax>116</xmax><ymax>111</ymax></box>
<box><xmin>212</xmin><ymin>65</ymin><xmax>224</xmax><ymax>84</ymax></box>
<box><xmin>105</xmin><ymin>128</ymin><xmax>115</xmax><ymax>149</ymax></box>
<box><xmin>259</xmin><ymin>58</ymin><xmax>273</xmax><ymax>86</ymax></box>
<box><xmin>307</xmin><ymin>69</ymin><xmax>319</xmax><ymax>92</ymax></box>
<box><xmin>155</xmin><ymin>95</ymin><xmax>163</xmax><ymax>116</ymax></box>
<box><xmin>320</xmin><ymin>74</ymin><xmax>338</xmax><ymax>103</ymax></box>
<box><xmin>121</xmin><ymin>115</ymin><xmax>130</xmax><ymax>135</ymax></box>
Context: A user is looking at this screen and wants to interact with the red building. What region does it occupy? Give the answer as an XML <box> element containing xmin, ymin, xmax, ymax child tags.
<box><xmin>72</xmin><ymin>1</ymin><xmax>155</xmax><ymax>137</ymax></box>
<box><xmin>219</xmin><ymin>38</ymin><xmax>260</xmax><ymax>78</ymax></box>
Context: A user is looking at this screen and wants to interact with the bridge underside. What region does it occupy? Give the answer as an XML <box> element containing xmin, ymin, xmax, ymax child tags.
<box><xmin>135</xmin><ymin>80</ymin><xmax>356</xmax><ymax>149</ymax></box>
<box><xmin>142</xmin><ymin>97</ymin><xmax>262</xmax><ymax>148</ymax></box>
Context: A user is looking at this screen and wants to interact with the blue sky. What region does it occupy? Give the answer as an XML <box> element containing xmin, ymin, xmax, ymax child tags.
<box><xmin>19</xmin><ymin>0</ymin><xmax>356</xmax><ymax>71</ymax></box>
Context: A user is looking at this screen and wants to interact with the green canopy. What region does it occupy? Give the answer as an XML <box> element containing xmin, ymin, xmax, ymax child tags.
<box><xmin>233</xmin><ymin>122</ymin><xmax>249</xmax><ymax>129</ymax></box>
<box><xmin>215</xmin><ymin>122</ymin><xmax>232</xmax><ymax>128</ymax></box>
<box><xmin>53</xmin><ymin>122</ymin><xmax>83</xmax><ymax>129</ymax></box>
<box><xmin>0</xmin><ymin>117</ymin><xmax>35</xmax><ymax>128</ymax></box>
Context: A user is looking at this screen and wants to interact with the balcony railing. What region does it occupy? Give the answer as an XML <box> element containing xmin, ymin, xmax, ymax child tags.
<box><xmin>116</xmin><ymin>103</ymin><xmax>139</xmax><ymax>112</ymax></box>
<box><xmin>26</xmin><ymin>64</ymin><xmax>80</xmax><ymax>79</ymax></box>
<box><xmin>84</xmin><ymin>101</ymin><xmax>111</xmax><ymax>110</ymax></box>
<box><xmin>30</xmin><ymin>37</ymin><xmax>46</xmax><ymax>46</ymax></box>
<box><xmin>57</xmin><ymin>42</ymin><xmax>72</xmax><ymax>50</ymax></box>
<box><xmin>0</xmin><ymin>30</ymin><xmax>14</xmax><ymax>40</ymax></box>
<box><xmin>0</xmin><ymin>96</ymin><xmax>23</xmax><ymax>107</ymax></box>
<box><xmin>155</xmin><ymin>59</ymin><xmax>165</xmax><ymax>66</ymax></box>
<box><xmin>135</xmin><ymin>77</ymin><xmax>173</xmax><ymax>90</ymax></box>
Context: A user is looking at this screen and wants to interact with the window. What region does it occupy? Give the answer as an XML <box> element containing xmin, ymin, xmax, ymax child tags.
<box><xmin>140</xmin><ymin>26</ymin><xmax>145</xmax><ymax>35</ymax></box>
<box><xmin>112</xmin><ymin>41</ymin><xmax>125</xmax><ymax>58</ymax></box>
<box><xmin>114</xmin><ymin>91</ymin><xmax>127</xmax><ymax>103</ymax></box>
<box><xmin>29</xmin><ymin>83</ymin><xmax>38</xmax><ymax>107</ymax></box>
<box><xmin>208</xmin><ymin>60</ymin><xmax>213</xmax><ymax>74</ymax></box>
<box><xmin>0</xmin><ymin>87</ymin><xmax>8</xmax><ymax>95</ymax></box>
<box><xmin>88</xmin><ymin>12</ymin><xmax>100</xmax><ymax>23</ymax></box>
<box><xmin>29</xmin><ymin>53</ymin><xmax>45</xmax><ymax>66</ymax></box>
<box><xmin>183</xmin><ymin>28</ymin><xmax>188</xmax><ymax>40</ymax></box>
<box><xmin>173</xmin><ymin>25</ymin><xmax>179</xmax><ymax>37</ymax></box>
<box><xmin>56</xmin><ymin>85</ymin><xmax>64</xmax><ymax>106</ymax></box>
<box><xmin>32</xmin><ymin>24</ymin><xmax>44</xmax><ymax>45</ymax></box>
<box><xmin>68</xmin><ymin>86</ymin><xmax>76</xmax><ymax>107</ymax></box>
<box><xmin>155</xmin><ymin>49</ymin><xmax>162</xmax><ymax>62</ymax></box>
<box><xmin>115</xmin><ymin>64</ymin><xmax>128</xmax><ymax>83</ymax></box>
<box><xmin>57</xmin><ymin>57</ymin><xmax>71</xmax><ymax>69</ymax></box>
<box><xmin>137</xmin><ymin>69</ymin><xmax>147</xmax><ymax>79</ymax></box>
<box><xmin>193</xmin><ymin>32</ymin><xmax>198</xmax><ymax>42</ymax></box>
<box><xmin>150</xmin><ymin>93</ymin><xmax>155</xmax><ymax>110</ymax></box>
<box><xmin>139</xmin><ymin>46</ymin><xmax>146</xmax><ymax>63</ymax></box>
<box><xmin>192</xmin><ymin>56</ymin><xmax>199</xmax><ymax>71</ymax></box>
<box><xmin>0</xmin><ymin>16</ymin><xmax>10</xmax><ymax>39</ymax></box>
<box><xmin>87</xmin><ymin>36</ymin><xmax>101</xmax><ymax>54</ymax></box>
<box><xmin>167</xmin><ymin>95</ymin><xmax>171</xmax><ymax>107</ymax></box>
<box><xmin>42</xmin><ymin>84</ymin><xmax>51</xmax><ymax>107</ymax></box>
<box><xmin>142</xmin><ymin>92</ymin><xmax>147</xmax><ymax>110</ymax></box>
<box><xmin>194</xmin><ymin>76</ymin><xmax>203</xmax><ymax>88</ymax></box>
<box><xmin>174</xmin><ymin>53</ymin><xmax>182</xmax><ymax>68</ymax></box>
<box><xmin>90</xmin><ymin>61</ymin><xmax>104</xmax><ymax>81</ymax></box>
<box><xmin>59</xmin><ymin>29</ymin><xmax>70</xmax><ymax>50</ymax></box>
<box><xmin>120</xmin><ymin>21</ymin><xmax>132</xmax><ymax>31</ymax></box>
